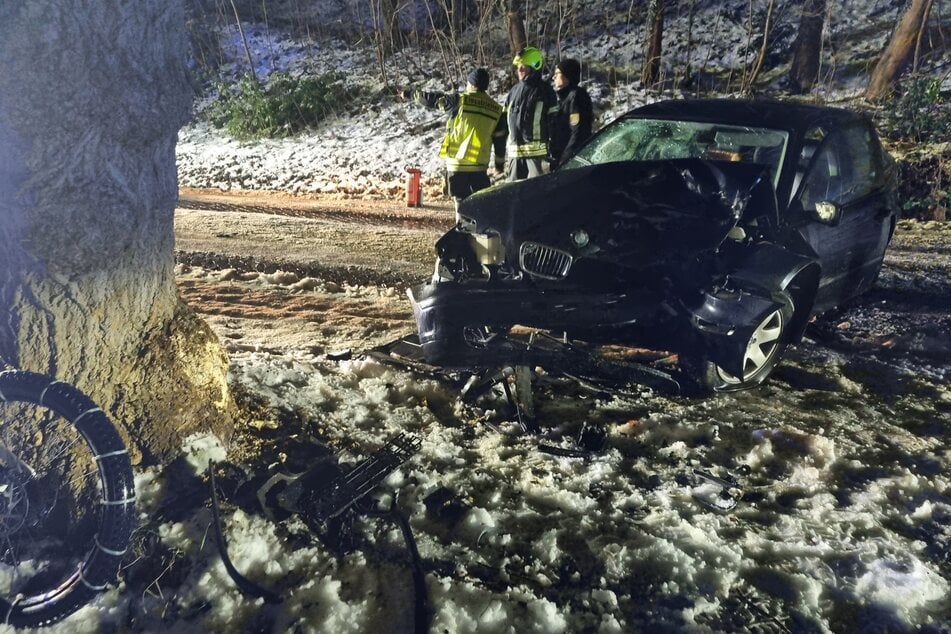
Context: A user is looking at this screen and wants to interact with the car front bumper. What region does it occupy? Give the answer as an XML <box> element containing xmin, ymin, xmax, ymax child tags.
<box><xmin>407</xmin><ymin>282</ymin><xmax>659</xmax><ymax>366</ymax></box>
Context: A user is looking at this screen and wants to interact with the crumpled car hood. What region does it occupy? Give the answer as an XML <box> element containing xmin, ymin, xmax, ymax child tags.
<box><xmin>456</xmin><ymin>159</ymin><xmax>774</xmax><ymax>268</ymax></box>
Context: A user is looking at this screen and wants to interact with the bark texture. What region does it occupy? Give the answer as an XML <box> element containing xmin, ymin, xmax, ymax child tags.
<box><xmin>788</xmin><ymin>0</ymin><xmax>827</xmax><ymax>94</ymax></box>
<box><xmin>507</xmin><ymin>0</ymin><xmax>527</xmax><ymax>57</ymax></box>
<box><xmin>642</xmin><ymin>0</ymin><xmax>665</xmax><ymax>86</ymax></box>
<box><xmin>0</xmin><ymin>0</ymin><xmax>236</xmax><ymax>464</ymax></box>
<box><xmin>866</xmin><ymin>0</ymin><xmax>934</xmax><ymax>100</ymax></box>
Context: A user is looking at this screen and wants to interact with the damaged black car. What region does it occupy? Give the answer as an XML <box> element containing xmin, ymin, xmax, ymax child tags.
<box><xmin>408</xmin><ymin>98</ymin><xmax>899</xmax><ymax>393</ymax></box>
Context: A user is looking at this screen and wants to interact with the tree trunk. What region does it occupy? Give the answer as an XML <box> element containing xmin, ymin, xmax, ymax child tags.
<box><xmin>788</xmin><ymin>0</ymin><xmax>827</xmax><ymax>93</ymax></box>
<box><xmin>866</xmin><ymin>0</ymin><xmax>934</xmax><ymax>100</ymax></box>
<box><xmin>0</xmin><ymin>0</ymin><xmax>236</xmax><ymax>465</ymax></box>
<box><xmin>642</xmin><ymin>0</ymin><xmax>665</xmax><ymax>87</ymax></box>
<box><xmin>371</xmin><ymin>0</ymin><xmax>401</xmax><ymax>60</ymax></box>
<box><xmin>506</xmin><ymin>0</ymin><xmax>527</xmax><ymax>57</ymax></box>
<box><xmin>449</xmin><ymin>0</ymin><xmax>470</xmax><ymax>38</ymax></box>
<box><xmin>743</xmin><ymin>0</ymin><xmax>775</xmax><ymax>93</ymax></box>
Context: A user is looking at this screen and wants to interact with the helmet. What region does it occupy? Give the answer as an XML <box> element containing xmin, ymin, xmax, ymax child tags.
<box><xmin>513</xmin><ymin>47</ymin><xmax>544</xmax><ymax>71</ymax></box>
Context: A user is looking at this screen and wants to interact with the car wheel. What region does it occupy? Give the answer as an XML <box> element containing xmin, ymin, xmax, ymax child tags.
<box><xmin>678</xmin><ymin>292</ymin><xmax>793</xmax><ymax>396</ymax></box>
<box><xmin>690</xmin><ymin>292</ymin><xmax>793</xmax><ymax>394</ymax></box>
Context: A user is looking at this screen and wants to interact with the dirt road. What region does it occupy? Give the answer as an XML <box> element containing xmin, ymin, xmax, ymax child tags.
<box><xmin>174</xmin><ymin>188</ymin><xmax>456</xmax><ymax>354</ymax></box>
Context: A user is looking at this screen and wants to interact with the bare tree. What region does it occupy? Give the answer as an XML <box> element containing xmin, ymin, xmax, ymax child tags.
<box><xmin>446</xmin><ymin>0</ymin><xmax>473</xmax><ymax>39</ymax></box>
<box><xmin>370</xmin><ymin>0</ymin><xmax>403</xmax><ymax>66</ymax></box>
<box><xmin>507</xmin><ymin>0</ymin><xmax>527</xmax><ymax>57</ymax></box>
<box><xmin>679</xmin><ymin>0</ymin><xmax>697</xmax><ymax>88</ymax></box>
<box><xmin>474</xmin><ymin>0</ymin><xmax>501</xmax><ymax>61</ymax></box>
<box><xmin>0</xmin><ymin>0</ymin><xmax>236</xmax><ymax>464</ymax></box>
<box><xmin>866</xmin><ymin>0</ymin><xmax>936</xmax><ymax>100</ymax></box>
<box><xmin>553</xmin><ymin>0</ymin><xmax>576</xmax><ymax>59</ymax></box>
<box><xmin>229</xmin><ymin>0</ymin><xmax>257</xmax><ymax>80</ymax></box>
<box><xmin>788</xmin><ymin>0</ymin><xmax>827</xmax><ymax>94</ymax></box>
<box><xmin>642</xmin><ymin>0</ymin><xmax>665</xmax><ymax>87</ymax></box>
<box><xmin>742</xmin><ymin>0</ymin><xmax>775</xmax><ymax>93</ymax></box>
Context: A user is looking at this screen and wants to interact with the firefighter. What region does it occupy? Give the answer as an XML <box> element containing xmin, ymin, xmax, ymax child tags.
<box><xmin>400</xmin><ymin>68</ymin><xmax>506</xmax><ymax>213</ymax></box>
<box><xmin>503</xmin><ymin>47</ymin><xmax>558</xmax><ymax>181</ymax></box>
<box><xmin>550</xmin><ymin>58</ymin><xmax>593</xmax><ymax>167</ymax></box>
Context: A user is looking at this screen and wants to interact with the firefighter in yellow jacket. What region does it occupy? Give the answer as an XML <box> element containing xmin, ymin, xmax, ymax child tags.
<box><xmin>401</xmin><ymin>68</ymin><xmax>507</xmax><ymax>212</ymax></box>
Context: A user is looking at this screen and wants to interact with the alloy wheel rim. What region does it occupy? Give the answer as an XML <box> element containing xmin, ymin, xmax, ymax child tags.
<box><xmin>717</xmin><ymin>308</ymin><xmax>784</xmax><ymax>384</ymax></box>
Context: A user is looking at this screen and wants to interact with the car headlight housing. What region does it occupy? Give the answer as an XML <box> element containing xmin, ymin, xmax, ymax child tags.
<box><xmin>570</xmin><ymin>228</ymin><xmax>590</xmax><ymax>248</ymax></box>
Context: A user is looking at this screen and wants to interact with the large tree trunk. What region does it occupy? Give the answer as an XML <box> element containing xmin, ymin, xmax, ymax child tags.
<box><xmin>866</xmin><ymin>0</ymin><xmax>934</xmax><ymax>100</ymax></box>
<box><xmin>788</xmin><ymin>0</ymin><xmax>827</xmax><ymax>94</ymax></box>
<box><xmin>0</xmin><ymin>0</ymin><xmax>236</xmax><ymax>464</ymax></box>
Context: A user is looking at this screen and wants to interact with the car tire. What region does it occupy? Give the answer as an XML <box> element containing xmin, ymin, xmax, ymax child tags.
<box><xmin>683</xmin><ymin>291</ymin><xmax>794</xmax><ymax>394</ymax></box>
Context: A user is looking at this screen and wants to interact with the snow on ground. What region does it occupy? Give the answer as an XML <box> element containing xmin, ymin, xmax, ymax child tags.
<box><xmin>24</xmin><ymin>327</ymin><xmax>942</xmax><ymax>632</ymax></box>
<box><xmin>12</xmin><ymin>5</ymin><xmax>949</xmax><ymax>632</ymax></box>
<box><xmin>62</xmin><ymin>337</ymin><xmax>945</xmax><ymax>632</ymax></box>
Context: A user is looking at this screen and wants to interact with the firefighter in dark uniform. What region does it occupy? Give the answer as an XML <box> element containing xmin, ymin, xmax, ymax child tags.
<box><xmin>402</xmin><ymin>68</ymin><xmax>506</xmax><ymax>213</ymax></box>
<box><xmin>504</xmin><ymin>47</ymin><xmax>558</xmax><ymax>181</ymax></box>
<box><xmin>550</xmin><ymin>58</ymin><xmax>593</xmax><ymax>167</ymax></box>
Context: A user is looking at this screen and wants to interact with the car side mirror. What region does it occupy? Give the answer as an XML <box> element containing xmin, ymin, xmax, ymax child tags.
<box><xmin>811</xmin><ymin>200</ymin><xmax>842</xmax><ymax>226</ymax></box>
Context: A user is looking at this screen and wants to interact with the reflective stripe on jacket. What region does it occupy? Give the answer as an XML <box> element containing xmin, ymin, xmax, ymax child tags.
<box><xmin>504</xmin><ymin>74</ymin><xmax>558</xmax><ymax>159</ymax></box>
<box><xmin>438</xmin><ymin>92</ymin><xmax>504</xmax><ymax>172</ymax></box>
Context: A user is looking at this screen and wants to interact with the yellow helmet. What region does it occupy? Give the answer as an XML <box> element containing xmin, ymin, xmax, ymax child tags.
<box><xmin>513</xmin><ymin>47</ymin><xmax>544</xmax><ymax>71</ymax></box>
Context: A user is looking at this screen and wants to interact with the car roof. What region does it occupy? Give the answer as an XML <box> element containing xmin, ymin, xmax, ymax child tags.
<box><xmin>625</xmin><ymin>98</ymin><xmax>867</xmax><ymax>134</ymax></box>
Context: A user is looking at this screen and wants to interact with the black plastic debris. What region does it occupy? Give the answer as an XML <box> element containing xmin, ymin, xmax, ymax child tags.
<box><xmin>538</xmin><ymin>443</ymin><xmax>590</xmax><ymax>458</ymax></box>
<box><xmin>208</xmin><ymin>463</ymin><xmax>283</xmax><ymax>604</ymax></box>
<box><xmin>577</xmin><ymin>422</ymin><xmax>607</xmax><ymax>452</ymax></box>
<box><xmin>208</xmin><ymin>432</ymin><xmax>427</xmax><ymax>628</ymax></box>
<box><xmin>274</xmin><ymin>432</ymin><xmax>422</xmax><ymax>523</ymax></box>
<box><xmin>423</xmin><ymin>487</ymin><xmax>470</xmax><ymax>529</ymax></box>
<box><xmin>538</xmin><ymin>422</ymin><xmax>609</xmax><ymax>458</ymax></box>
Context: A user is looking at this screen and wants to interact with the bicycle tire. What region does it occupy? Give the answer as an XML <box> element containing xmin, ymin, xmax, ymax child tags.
<box><xmin>0</xmin><ymin>370</ymin><xmax>135</xmax><ymax>628</ymax></box>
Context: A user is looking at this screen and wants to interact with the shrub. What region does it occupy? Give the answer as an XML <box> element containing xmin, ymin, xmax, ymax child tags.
<box><xmin>881</xmin><ymin>75</ymin><xmax>950</xmax><ymax>144</ymax></box>
<box><xmin>878</xmin><ymin>76</ymin><xmax>950</xmax><ymax>220</ymax></box>
<box><xmin>895</xmin><ymin>149</ymin><xmax>949</xmax><ymax>221</ymax></box>
<box><xmin>210</xmin><ymin>71</ymin><xmax>360</xmax><ymax>139</ymax></box>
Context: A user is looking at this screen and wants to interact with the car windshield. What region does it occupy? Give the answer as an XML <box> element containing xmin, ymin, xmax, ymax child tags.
<box><xmin>563</xmin><ymin>118</ymin><xmax>789</xmax><ymax>187</ymax></box>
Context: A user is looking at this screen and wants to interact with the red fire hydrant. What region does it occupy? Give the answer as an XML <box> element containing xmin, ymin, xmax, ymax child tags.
<box><xmin>405</xmin><ymin>166</ymin><xmax>422</xmax><ymax>207</ymax></box>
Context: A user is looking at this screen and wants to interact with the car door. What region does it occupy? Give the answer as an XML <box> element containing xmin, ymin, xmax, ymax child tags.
<box><xmin>791</xmin><ymin>123</ymin><xmax>894</xmax><ymax>311</ymax></box>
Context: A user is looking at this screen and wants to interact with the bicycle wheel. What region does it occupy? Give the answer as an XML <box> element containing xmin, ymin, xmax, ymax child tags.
<box><xmin>0</xmin><ymin>370</ymin><xmax>135</xmax><ymax>628</ymax></box>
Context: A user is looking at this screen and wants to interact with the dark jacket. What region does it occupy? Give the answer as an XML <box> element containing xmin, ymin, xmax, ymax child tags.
<box><xmin>504</xmin><ymin>73</ymin><xmax>558</xmax><ymax>159</ymax></box>
<box><xmin>550</xmin><ymin>84</ymin><xmax>593</xmax><ymax>165</ymax></box>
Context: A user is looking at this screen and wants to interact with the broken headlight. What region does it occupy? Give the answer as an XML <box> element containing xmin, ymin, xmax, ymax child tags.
<box><xmin>469</xmin><ymin>232</ymin><xmax>503</xmax><ymax>266</ymax></box>
<box><xmin>433</xmin><ymin>227</ymin><xmax>503</xmax><ymax>283</ymax></box>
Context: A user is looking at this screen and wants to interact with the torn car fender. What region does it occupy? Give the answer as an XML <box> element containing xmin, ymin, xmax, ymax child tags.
<box><xmin>728</xmin><ymin>242</ymin><xmax>818</xmax><ymax>295</ymax></box>
<box><xmin>687</xmin><ymin>287</ymin><xmax>787</xmax><ymax>378</ymax></box>
<box><xmin>727</xmin><ymin>242</ymin><xmax>820</xmax><ymax>340</ymax></box>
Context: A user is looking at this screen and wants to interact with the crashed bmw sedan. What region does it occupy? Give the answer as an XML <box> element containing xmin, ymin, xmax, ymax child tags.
<box><xmin>408</xmin><ymin>98</ymin><xmax>899</xmax><ymax>392</ymax></box>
